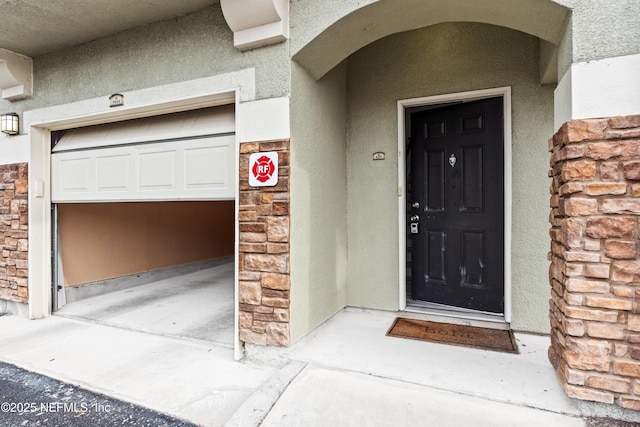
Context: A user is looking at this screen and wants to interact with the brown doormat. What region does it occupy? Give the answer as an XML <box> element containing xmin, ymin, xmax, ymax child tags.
<box><xmin>387</xmin><ymin>318</ymin><xmax>519</xmax><ymax>354</ymax></box>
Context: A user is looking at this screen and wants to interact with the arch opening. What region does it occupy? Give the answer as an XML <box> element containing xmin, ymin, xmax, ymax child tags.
<box><xmin>293</xmin><ymin>0</ymin><xmax>569</xmax><ymax>81</ymax></box>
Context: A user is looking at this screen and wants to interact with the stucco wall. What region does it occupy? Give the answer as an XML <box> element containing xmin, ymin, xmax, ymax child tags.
<box><xmin>555</xmin><ymin>1</ymin><xmax>640</xmax><ymax>77</ymax></box>
<box><xmin>346</xmin><ymin>23</ymin><xmax>555</xmax><ymax>333</ymax></box>
<box><xmin>555</xmin><ymin>0</ymin><xmax>640</xmax><ymax>65</ymax></box>
<box><xmin>290</xmin><ymin>0</ymin><xmax>377</xmax><ymax>53</ymax></box>
<box><xmin>0</xmin><ymin>4</ymin><xmax>289</xmax><ymax>120</ymax></box>
<box><xmin>552</xmin><ymin>1</ymin><xmax>640</xmax><ymax>129</ymax></box>
<box><xmin>556</xmin><ymin>15</ymin><xmax>573</xmax><ymax>79</ymax></box>
<box><xmin>290</xmin><ymin>62</ymin><xmax>348</xmax><ymax>343</ymax></box>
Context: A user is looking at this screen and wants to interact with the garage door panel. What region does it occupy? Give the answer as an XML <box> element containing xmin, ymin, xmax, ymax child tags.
<box><xmin>52</xmin><ymin>135</ymin><xmax>235</xmax><ymax>202</ymax></box>
<box><xmin>52</xmin><ymin>104</ymin><xmax>235</xmax><ymax>152</ymax></box>
<box><xmin>184</xmin><ymin>145</ymin><xmax>230</xmax><ymax>189</ymax></box>
<box><xmin>56</xmin><ymin>157</ymin><xmax>92</xmax><ymax>195</ymax></box>
<box><xmin>138</xmin><ymin>150</ymin><xmax>177</xmax><ymax>191</ymax></box>
<box><xmin>96</xmin><ymin>154</ymin><xmax>132</xmax><ymax>193</ymax></box>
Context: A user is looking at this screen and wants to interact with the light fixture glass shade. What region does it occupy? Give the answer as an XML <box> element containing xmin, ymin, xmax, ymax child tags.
<box><xmin>1</xmin><ymin>113</ymin><xmax>19</xmax><ymax>135</ymax></box>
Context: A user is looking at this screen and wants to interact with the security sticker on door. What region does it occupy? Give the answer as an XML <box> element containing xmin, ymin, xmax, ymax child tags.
<box><xmin>249</xmin><ymin>151</ymin><xmax>279</xmax><ymax>187</ymax></box>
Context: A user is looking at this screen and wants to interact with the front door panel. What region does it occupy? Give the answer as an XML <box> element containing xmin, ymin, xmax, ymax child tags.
<box><xmin>410</xmin><ymin>97</ymin><xmax>504</xmax><ymax>313</ymax></box>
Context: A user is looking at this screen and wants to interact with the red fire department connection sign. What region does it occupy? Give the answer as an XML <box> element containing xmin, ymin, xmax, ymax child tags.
<box><xmin>249</xmin><ymin>152</ymin><xmax>278</xmax><ymax>187</ymax></box>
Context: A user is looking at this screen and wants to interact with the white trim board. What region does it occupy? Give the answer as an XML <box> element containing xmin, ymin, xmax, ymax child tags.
<box><xmin>397</xmin><ymin>86</ymin><xmax>513</xmax><ymax>324</ymax></box>
<box><xmin>0</xmin><ymin>134</ymin><xmax>29</xmax><ymax>165</ymax></box>
<box><xmin>24</xmin><ymin>69</ymin><xmax>255</xmax><ymax>130</ymax></box>
<box><xmin>26</xmin><ymin>70</ymin><xmax>260</xmax><ymax>361</ymax></box>
<box><xmin>554</xmin><ymin>53</ymin><xmax>640</xmax><ymax>131</ymax></box>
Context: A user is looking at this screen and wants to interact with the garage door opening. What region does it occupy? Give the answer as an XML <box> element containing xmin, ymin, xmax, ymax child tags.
<box><xmin>53</xmin><ymin>201</ymin><xmax>235</xmax><ymax>345</ymax></box>
<box><xmin>49</xmin><ymin>105</ymin><xmax>238</xmax><ymax>347</ymax></box>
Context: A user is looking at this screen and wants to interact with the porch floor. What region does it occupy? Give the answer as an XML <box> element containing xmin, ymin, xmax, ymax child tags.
<box><xmin>0</xmin><ymin>307</ymin><xmax>599</xmax><ymax>426</ymax></box>
<box><xmin>287</xmin><ymin>308</ymin><xmax>580</xmax><ymax>416</ymax></box>
<box><xmin>55</xmin><ymin>260</ymin><xmax>235</xmax><ymax>347</ymax></box>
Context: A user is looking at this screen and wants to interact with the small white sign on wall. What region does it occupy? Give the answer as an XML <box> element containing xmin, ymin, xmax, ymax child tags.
<box><xmin>249</xmin><ymin>151</ymin><xmax>279</xmax><ymax>187</ymax></box>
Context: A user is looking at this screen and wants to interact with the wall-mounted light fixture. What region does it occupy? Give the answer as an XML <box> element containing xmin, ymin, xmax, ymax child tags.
<box><xmin>1</xmin><ymin>112</ymin><xmax>19</xmax><ymax>135</ymax></box>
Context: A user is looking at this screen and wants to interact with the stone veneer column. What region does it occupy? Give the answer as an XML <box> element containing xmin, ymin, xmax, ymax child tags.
<box><xmin>0</xmin><ymin>163</ymin><xmax>29</xmax><ymax>303</ymax></box>
<box><xmin>238</xmin><ymin>140</ymin><xmax>290</xmax><ymax>346</ymax></box>
<box><xmin>549</xmin><ymin>115</ymin><xmax>640</xmax><ymax>409</ymax></box>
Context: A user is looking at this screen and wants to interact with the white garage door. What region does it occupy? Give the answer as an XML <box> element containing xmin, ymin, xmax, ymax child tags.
<box><xmin>52</xmin><ymin>105</ymin><xmax>235</xmax><ymax>202</ymax></box>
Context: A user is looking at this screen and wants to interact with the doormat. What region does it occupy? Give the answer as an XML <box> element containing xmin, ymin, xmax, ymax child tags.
<box><xmin>386</xmin><ymin>318</ymin><xmax>519</xmax><ymax>354</ymax></box>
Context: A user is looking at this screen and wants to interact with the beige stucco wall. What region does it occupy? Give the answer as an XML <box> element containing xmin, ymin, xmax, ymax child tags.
<box><xmin>290</xmin><ymin>62</ymin><xmax>348</xmax><ymax>343</ymax></box>
<box><xmin>346</xmin><ymin>23</ymin><xmax>555</xmax><ymax>333</ymax></box>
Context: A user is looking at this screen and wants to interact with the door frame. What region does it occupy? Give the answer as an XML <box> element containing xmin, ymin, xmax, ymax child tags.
<box><xmin>397</xmin><ymin>86</ymin><xmax>512</xmax><ymax>323</ymax></box>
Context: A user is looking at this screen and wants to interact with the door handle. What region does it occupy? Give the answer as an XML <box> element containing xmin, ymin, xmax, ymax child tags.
<box><xmin>410</xmin><ymin>215</ymin><xmax>419</xmax><ymax>223</ymax></box>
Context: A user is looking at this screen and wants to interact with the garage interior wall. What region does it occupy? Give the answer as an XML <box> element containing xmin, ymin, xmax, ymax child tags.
<box><xmin>58</xmin><ymin>201</ymin><xmax>235</xmax><ymax>286</ymax></box>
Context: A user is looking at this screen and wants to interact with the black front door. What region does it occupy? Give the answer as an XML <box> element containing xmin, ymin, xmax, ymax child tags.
<box><xmin>409</xmin><ymin>97</ymin><xmax>504</xmax><ymax>313</ymax></box>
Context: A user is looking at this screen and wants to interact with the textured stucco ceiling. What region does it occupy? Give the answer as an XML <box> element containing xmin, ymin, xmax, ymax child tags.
<box><xmin>0</xmin><ymin>0</ymin><xmax>218</xmax><ymax>57</ymax></box>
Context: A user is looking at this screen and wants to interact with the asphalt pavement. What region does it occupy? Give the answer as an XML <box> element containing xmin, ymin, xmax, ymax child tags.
<box><xmin>0</xmin><ymin>361</ymin><xmax>194</xmax><ymax>427</ymax></box>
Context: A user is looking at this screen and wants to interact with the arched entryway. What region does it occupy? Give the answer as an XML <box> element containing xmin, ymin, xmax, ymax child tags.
<box><xmin>293</xmin><ymin>0</ymin><xmax>568</xmax><ymax>81</ymax></box>
<box><xmin>289</xmin><ymin>0</ymin><xmax>570</xmax><ymax>342</ymax></box>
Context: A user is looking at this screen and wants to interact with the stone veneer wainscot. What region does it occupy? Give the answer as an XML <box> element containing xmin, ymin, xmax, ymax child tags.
<box><xmin>238</xmin><ymin>140</ymin><xmax>290</xmax><ymax>346</ymax></box>
<box><xmin>549</xmin><ymin>115</ymin><xmax>640</xmax><ymax>409</ymax></box>
<box><xmin>0</xmin><ymin>163</ymin><xmax>29</xmax><ymax>303</ymax></box>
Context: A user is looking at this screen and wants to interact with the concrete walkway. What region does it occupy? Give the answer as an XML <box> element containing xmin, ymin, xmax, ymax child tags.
<box><xmin>289</xmin><ymin>308</ymin><xmax>578</xmax><ymax>415</ymax></box>
<box><xmin>0</xmin><ymin>308</ymin><xmax>595</xmax><ymax>426</ymax></box>
<box><xmin>261</xmin><ymin>365</ymin><xmax>584</xmax><ymax>427</ymax></box>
